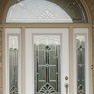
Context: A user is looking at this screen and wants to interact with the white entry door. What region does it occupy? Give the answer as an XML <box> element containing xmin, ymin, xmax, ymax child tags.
<box><xmin>5</xmin><ymin>28</ymin><xmax>90</xmax><ymax>94</ymax></box>
<box><xmin>25</xmin><ymin>28</ymin><xmax>69</xmax><ymax>94</ymax></box>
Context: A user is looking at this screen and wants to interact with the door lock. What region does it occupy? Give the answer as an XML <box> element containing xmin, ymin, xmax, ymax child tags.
<box><xmin>65</xmin><ymin>83</ymin><xmax>69</xmax><ymax>94</ymax></box>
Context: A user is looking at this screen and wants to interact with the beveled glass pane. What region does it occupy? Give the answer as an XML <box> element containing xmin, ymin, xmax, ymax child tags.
<box><xmin>50</xmin><ymin>66</ymin><xmax>56</xmax><ymax>80</ymax></box>
<box><xmin>38</xmin><ymin>66</ymin><xmax>46</xmax><ymax>80</ymax></box>
<box><xmin>76</xmin><ymin>35</ymin><xmax>85</xmax><ymax>94</ymax></box>
<box><xmin>9</xmin><ymin>36</ymin><xmax>18</xmax><ymax>94</ymax></box>
<box><xmin>39</xmin><ymin>51</ymin><xmax>45</xmax><ymax>65</ymax></box>
<box><xmin>50</xmin><ymin>82</ymin><xmax>57</xmax><ymax>90</ymax></box>
<box><xmin>49</xmin><ymin>51</ymin><xmax>56</xmax><ymax>65</ymax></box>
<box><xmin>38</xmin><ymin>82</ymin><xmax>45</xmax><ymax>92</ymax></box>
<box><xmin>34</xmin><ymin>35</ymin><xmax>60</xmax><ymax>94</ymax></box>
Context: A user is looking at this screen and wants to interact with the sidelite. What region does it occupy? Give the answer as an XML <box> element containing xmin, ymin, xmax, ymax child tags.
<box><xmin>9</xmin><ymin>36</ymin><xmax>18</xmax><ymax>94</ymax></box>
<box><xmin>76</xmin><ymin>35</ymin><xmax>85</xmax><ymax>94</ymax></box>
<box><xmin>34</xmin><ymin>35</ymin><xmax>61</xmax><ymax>94</ymax></box>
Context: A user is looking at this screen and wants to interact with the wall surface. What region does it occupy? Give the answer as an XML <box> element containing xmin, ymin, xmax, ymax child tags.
<box><xmin>0</xmin><ymin>31</ymin><xmax>2</xmax><ymax>94</ymax></box>
<box><xmin>85</xmin><ymin>0</ymin><xmax>94</xmax><ymax>24</ymax></box>
<box><xmin>0</xmin><ymin>0</ymin><xmax>94</xmax><ymax>94</ymax></box>
<box><xmin>93</xmin><ymin>30</ymin><xmax>94</xmax><ymax>94</ymax></box>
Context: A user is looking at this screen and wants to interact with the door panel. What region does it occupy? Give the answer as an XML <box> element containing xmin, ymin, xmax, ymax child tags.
<box><xmin>25</xmin><ymin>28</ymin><xmax>69</xmax><ymax>94</ymax></box>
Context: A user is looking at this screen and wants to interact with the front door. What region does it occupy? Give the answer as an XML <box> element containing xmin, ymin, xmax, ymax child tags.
<box><xmin>5</xmin><ymin>27</ymin><xmax>90</xmax><ymax>94</ymax></box>
<box><xmin>25</xmin><ymin>28</ymin><xmax>69</xmax><ymax>94</ymax></box>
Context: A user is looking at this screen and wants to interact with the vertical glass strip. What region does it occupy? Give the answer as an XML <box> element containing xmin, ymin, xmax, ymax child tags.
<box><xmin>76</xmin><ymin>35</ymin><xmax>85</xmax><ymax>94</ymax></box>
<box><xmin>9</xmin><ymin>36</ymin><xmax>18</xmax><ymax>94</ymax></box>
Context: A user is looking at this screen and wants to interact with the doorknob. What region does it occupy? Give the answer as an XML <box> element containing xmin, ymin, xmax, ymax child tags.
<box><xmin>65</xmin><ymin>83</ymin><xmax>69</xmax><ymax>94</ymax></box>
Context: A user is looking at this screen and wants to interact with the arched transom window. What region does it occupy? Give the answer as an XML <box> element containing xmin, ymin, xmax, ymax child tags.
<box><xmin>6</xmin><ymin>0</ymin><xmax>88</xmax><ymax>23</ymax></box>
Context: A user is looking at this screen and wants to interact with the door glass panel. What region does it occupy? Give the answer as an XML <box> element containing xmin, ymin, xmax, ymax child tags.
<box><xmin>9</xmin><ymin>36</ymin><xmax>18</xmax><ymax>94</ymax></box>
<box><xmin>76</xmin><ymin>35</ymin><xmax>85</xmax><ymax>94</ymax></box>
<box><xmin>34</xmin><ymin>35</ymin><xmax>61</xmax><ymax>94</ymax></box>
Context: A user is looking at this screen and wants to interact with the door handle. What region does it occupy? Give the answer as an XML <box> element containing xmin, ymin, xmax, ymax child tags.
<box><xmin>65</xmin><ymin>83</ymin><xmax>69</xmax><ymax>94</ymax></box>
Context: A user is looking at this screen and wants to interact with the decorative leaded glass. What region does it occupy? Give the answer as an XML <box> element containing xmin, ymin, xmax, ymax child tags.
<box><xmin>9</xmin><ymin>36</ymin><xmax>18</xmax><ymax>94</ymax></box>
<box><xmin>34</xmin><ymin>35</ymin><xmax>61</xmax><ymax>94</ymax></box>
<box><xmin>6</xmin><ymin>0</ymin><xmax>88</xmax><ymax>23</ymax></box>
<box><xmin>76</xmin><ymin>35</ymin><xmax>85</xmax><ymax>94</ymax></box>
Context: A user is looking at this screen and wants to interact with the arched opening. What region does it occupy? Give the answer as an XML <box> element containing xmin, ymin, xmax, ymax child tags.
<box><xmin>3</xmin><ymin>0</ymin><xmax>93</xmax><ymax>94</ymax></box>
<box><xmin>6</xmin><ymin>0</ymin><xmax>88</xmax><ymax>23</ymax></box>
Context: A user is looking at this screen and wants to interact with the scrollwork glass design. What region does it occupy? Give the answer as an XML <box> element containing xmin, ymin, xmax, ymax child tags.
<box><xmin>34</xmin><ymin>35</ymin><xmax>61</xmax><ymax>94</ymax></box>
<box><xmin>76</xmin><ymin>35</ymin><xmax>85</xmax><ymax>94</ymax></box>
<box><xmin>9</xmin><ymin>36</ymin><xmax>18</xmax><ymax>94</ymax></box>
